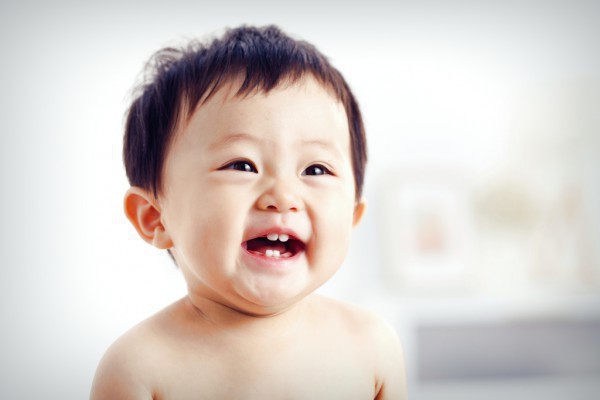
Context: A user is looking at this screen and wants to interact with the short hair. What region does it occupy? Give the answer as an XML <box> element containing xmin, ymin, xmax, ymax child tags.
<box><xmin>124</xmin><ymin>25</ymin><xmax>367</xmax><ymax>200</ymax></box>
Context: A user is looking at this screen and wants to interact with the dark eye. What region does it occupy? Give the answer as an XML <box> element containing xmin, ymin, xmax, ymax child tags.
<box><xmin>302</xmin><ymin>164</ymin><xmax>331</xmax><ymax>176</ymax></box>
<box><xmin>221</xmin><ymin>160</ymin><xmax>258</xmax><ymax>173</ymax></box>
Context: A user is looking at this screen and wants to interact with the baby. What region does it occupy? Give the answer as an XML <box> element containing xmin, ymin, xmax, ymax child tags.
<box><xmin>91</xmin><ymin>25</ymin><xmax>406</xmax><ymax>399</ymax></box>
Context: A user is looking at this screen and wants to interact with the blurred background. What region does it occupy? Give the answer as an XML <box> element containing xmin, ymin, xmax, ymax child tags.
<box><xmin>1</xmin><ymin>0</ymin><xmax>598</xmax><ymax>398</ymax></box>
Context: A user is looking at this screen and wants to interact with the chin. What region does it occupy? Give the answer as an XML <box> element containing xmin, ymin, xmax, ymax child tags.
<box><xmin>236</xmin><ymin>286</ymin><xmax>311</xmax><ymax>315</ymax></box>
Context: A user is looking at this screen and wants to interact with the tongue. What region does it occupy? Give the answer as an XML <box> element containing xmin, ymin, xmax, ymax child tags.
<box><xmin>246</xmin><ymin>238</ymin><xmax>288</xmax><ymax>255</ymax></box>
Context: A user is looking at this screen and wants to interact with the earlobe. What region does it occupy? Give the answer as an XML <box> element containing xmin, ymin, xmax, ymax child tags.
<box><xmin>353</xmin><ymin>199</ymin><xmax>366</xmax><ymax>227</ymax></box>
<box><xmin>124</xmin><ymin>187</ymin><xmax>173</xmax><ymax>249</ymax></box>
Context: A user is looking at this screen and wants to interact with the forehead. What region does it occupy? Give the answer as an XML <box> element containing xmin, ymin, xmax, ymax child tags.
<box><xmin>176</xmin><ymin>75</ymin><xmax>350</xmax><ymax>148</ymax></box>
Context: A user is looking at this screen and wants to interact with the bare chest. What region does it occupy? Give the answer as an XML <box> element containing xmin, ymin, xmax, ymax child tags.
<box><xmin>152</xmin><ymin>337</ymin><xmax>376</xmax><ymax>400</ymax></box>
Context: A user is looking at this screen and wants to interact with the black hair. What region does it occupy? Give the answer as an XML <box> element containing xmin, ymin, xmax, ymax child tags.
<box><xmin>124</xmin><ymin>25</ymin><xmax>367</xmax><ymax>199</ymax></box>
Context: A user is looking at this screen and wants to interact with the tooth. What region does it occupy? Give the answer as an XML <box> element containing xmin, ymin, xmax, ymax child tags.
<box><xmin>273</xmin><ymin>250</ymin><xmax>280</xmax><ymax>257</ymax></box>
<box><xmin>279</xmin><ymin>234</ymin><xmax>289</xmax><ymax>242</ymax></box>
<box><xmin>267</xmin><ymin>233</ymin><xmax>278</xmax><ymax>241</ymax></box>
<box><xmin>266</xmin><ymin>249</ymin><xmax>274</xmax><ymax>257</ymax></box>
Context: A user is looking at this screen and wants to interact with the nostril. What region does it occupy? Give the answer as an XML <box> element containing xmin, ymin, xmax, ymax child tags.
<box><xmin>264</xmin><ymin>204</ymin><xmax>298</xmax><ymax>212</ymax></box>
<box><xmin>257</xmin><ymin>190</ymin><xmax>302</xmax><ymax>212</ymax></box>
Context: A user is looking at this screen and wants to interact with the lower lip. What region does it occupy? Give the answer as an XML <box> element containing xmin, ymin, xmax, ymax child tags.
<box><xmin>241</xmin><ymin>247</ymin><xmax>304</xmax><ymax>270</ymax></box>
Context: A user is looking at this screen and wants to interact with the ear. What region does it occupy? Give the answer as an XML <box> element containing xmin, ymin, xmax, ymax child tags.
<box><xmin>352</xmin><ymin>199</ymin><xmax>366</xmax><ymax>227</ymax></box>
<box><xmin>123</xmin><ymin>187</ymin><xmax>173</xmax><ymax>249</ymax></box>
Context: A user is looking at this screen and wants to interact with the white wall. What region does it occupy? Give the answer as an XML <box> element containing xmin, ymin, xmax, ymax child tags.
<box><xmin>0</xmin><ymin>1</ymin><xmax>599</xmax><ymax>398</ymax></box>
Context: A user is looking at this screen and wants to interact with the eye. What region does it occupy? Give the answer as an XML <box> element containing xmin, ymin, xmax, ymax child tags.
<box><xmin>220</xmin><ymin>160</ymin><xmax>258</xmax><ymax>173</ymax></box>
<box><xmin>302</xmin><ymin>164</ymin><xmax>332</xmax><ymax>176</ymax></box>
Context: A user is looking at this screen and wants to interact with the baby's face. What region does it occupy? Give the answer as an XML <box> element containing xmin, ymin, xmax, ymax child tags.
<box><xmin>159</xmin><ymin>76</ymin><xmax>361</xmax><ymax>315</ymax></box>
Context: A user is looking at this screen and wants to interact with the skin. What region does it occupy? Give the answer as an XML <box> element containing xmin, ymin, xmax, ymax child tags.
<box><xmin>90</xmin><ymin>76</ymin><xmax>406</xmax><ymax>399</ymax></box>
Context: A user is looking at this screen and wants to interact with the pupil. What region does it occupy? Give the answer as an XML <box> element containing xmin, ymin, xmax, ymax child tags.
<box><xmin>236</xmin><ymin>162</ymin><xmax>251</xmax><ymax>172</ymax></box>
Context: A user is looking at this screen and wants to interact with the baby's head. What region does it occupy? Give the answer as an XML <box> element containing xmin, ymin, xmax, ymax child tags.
<box><xmin>123</xmin><ymin>25</ymin><xmax>367</xmax><ymax>315</ymax></box>
<box><xmin>124</xmin><ymin>25</ymin><xmax>366</xmax><ymax>201</ymax></box>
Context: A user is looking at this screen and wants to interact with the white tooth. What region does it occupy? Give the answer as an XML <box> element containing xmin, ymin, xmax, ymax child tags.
<box><xmin>279</xmin><ymin>234</ymin><xmax>289</xmax><ymax>242</ymax></box>
<box><xmin>267</xmin><ymin>233</ymin><xmax>278</xmax><ymax>241</ymax></box>
<box><xmin>266</xmin><ymin>249</ymin><xmax>274</xmax><ymax>257</ymax></box>
<box><xmin>273</xmin><ymin>250</ymin><xmax>280</xmax><ymax>257</ymax></box>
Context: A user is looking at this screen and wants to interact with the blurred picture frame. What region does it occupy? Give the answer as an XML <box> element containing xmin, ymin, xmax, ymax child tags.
<box><xmin>377</xmin><ymin>169</ymin><xmax>475</xmax><ymax>295</ymax></box>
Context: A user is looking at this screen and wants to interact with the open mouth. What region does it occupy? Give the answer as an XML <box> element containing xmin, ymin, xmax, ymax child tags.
<box><xmin>243</xmin><ymin>233</ymin><xmax>305</xmax><ymax>259</ymax></box>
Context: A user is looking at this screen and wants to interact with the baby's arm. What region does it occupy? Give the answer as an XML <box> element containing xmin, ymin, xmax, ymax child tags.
<box><xmin>90</xmin><ymin>334</ymin><xmax>154</xmax><ymax>400</ymax></box>
<box><xmin>372</xmin><ymin>319</ymin><xmax>407</xmax><ymax>400</ymax></box>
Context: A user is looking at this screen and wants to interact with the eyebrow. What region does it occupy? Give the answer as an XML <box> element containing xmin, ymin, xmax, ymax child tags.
<box><xmin>209</xmin><ymin>132</ymin><xmax>262</xmax><ymax>150</ymax></box>
<box><xmin>209</xmin><ymin>133</ymin><xmax>344</xmax><ymax>157</ymax></box>
<box><xmin>301</xmin><ymin>138</ymin><xmax>344</xmax><ymax>157</ymax></box>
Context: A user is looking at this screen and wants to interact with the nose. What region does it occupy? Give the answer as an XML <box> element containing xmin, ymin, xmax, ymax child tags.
<box><xmin>256</xmin><ymin>181</ymin><xmax>303</xmax><ymax>213</ymax></box>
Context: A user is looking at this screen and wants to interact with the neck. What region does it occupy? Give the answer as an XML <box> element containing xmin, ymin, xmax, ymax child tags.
<box><xmin>184</xmin><ymin>293</ymin><xmax>311</xmax><ymax>340</ymax></box>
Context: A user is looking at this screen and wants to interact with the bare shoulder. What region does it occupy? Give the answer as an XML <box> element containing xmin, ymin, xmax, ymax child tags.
<box><xmin>310</xmin><ymin>295</ymin><xmax>400</xmax><ymax>344</ymax></box>
<box><xmin>90</xmin><ymin>298</ymin><xmax>191</xmax><ymax>400</ymax></box>
<box><xmin>311</xmin><ymin>295</ymin><xmax>407</xmax><ymax>400</ymax></box>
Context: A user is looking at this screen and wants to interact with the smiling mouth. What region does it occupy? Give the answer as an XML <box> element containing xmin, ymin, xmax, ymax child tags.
<box><xmin>243</xmin><ymin>235</ymin><xmax>305</xmax><ymax>258</ymax></box>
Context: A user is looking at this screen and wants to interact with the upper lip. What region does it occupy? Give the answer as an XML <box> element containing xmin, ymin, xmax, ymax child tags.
<box><xmin>243</xmin><ymin>227</ymin><xmax>306</xmax><ymax>245</ymax></box>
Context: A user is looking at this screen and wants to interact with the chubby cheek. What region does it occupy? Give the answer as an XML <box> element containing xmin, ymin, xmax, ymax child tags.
<box><xmin>307</xmin><ymin>195</ymin><xmax>356</xmax><ymax>272</ymax></box>
<box><xmin>167</xmin><ymin>189</ymin><xmax>246</xmax><ymax>279</ymax></box>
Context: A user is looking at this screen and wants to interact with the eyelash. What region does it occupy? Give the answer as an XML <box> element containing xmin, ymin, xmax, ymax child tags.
<box><xmin>220</xmin><ymin>160</ymin><xmax>258</xmax><ymax>173</ymax></box>
<box><xmin>302</xmin><ymin>164</ymin><xmax>332</xmax><ymax>176</ymax></box>
<box><xmin>219</xmin><ymin>161</ymin><xmax>332</xmax><ymax>176</ymax></box>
